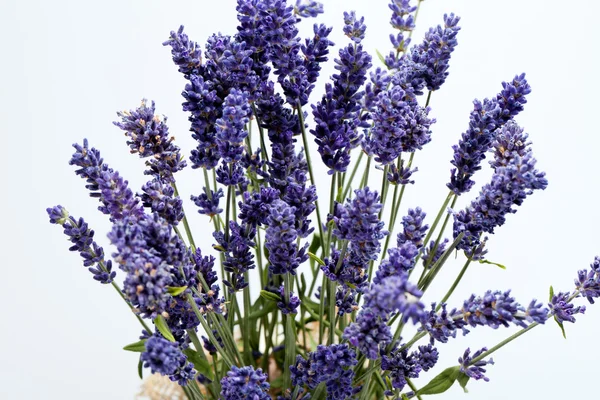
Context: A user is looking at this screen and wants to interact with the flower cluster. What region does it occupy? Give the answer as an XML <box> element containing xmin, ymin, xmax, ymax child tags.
<box><xmin>291</xmin><ymin>344</ymin><xmax>358</xmax><ymax>400</ymax></box>
<box><xmin>46</xmin><ymin>1</ymin><xmax>600</xmax><ymax>399</ymax></box>
<box><xmin>220</xmin><ymin>366</ymin><xmax>270</xmax><ymax>400</ymax></box>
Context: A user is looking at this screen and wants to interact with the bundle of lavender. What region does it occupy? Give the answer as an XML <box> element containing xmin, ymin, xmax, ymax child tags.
<box><xmin>46</xmin><ymin>1</ymin><xmax>599</xmax><ymax>399</ymax></box>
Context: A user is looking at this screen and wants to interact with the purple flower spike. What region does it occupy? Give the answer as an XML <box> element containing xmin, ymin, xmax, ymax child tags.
<box><xmin>162</xmin><ymin>25</ymin><xmax>202</xmax><ymax>77</ymax></box>
<box><xmin>220</xmin><ymin>366</ymin><xmax>270</xmax><ymax>400</ymax></box>
<box><xmin>294</xmin><ymin>0</ymin><xmax>323</xmax><ymax>18</ymax></box>
<box><xmin>47</xmin><ymin>206</ymin><xmax>116</xmax><ymax>284</ymax></box>
<box><xmin>142</xmin><ymin>336</ymin><xmax>195</xmax><ymax>386</ymax></box>
<box><xmin>343</xmin><ymin>11</ymin><xmax>367</xmax><ymax>43</ymax></box>
<box><xmin>459</xmin><ymin>347</ymin><xmax>494</xmax><ymax>382</ymax></box>
<box><xmin>550</xmin><ymin>292</ymin><xmax>586</xmax><ymax>324</ymax></box>
<box><xmin>411</xmin><ymin>13</ymin><xmax>461</xmax><ymax>91</ymax></box>
<box><xmin>69</xmin><ymin>139</ymin><xmax>144</xmax><ymax>222</ymax></box>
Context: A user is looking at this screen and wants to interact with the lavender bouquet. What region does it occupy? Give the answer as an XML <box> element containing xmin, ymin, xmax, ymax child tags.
<box><xmin>46</xmin><ymin>0</ymin><xmax>598</xmax><ymax>399</ymax></box>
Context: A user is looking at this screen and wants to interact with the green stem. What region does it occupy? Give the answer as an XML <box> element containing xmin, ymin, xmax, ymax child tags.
<box><xmin>405</xmin><ymin>378</ymin><xmax>422</xmax><ymax>400</ymax></box>
<box><xmin>283</xmin><ymin>273</ymin><xmax>296</xmax><ymax>389</ymax></box>
<box><xmin>436</xmin><ymin>257</ymin><xmax>473</xmax><ymax>311</ymax></box>
<box><xmin>172</xmin><ymin>181</ymin><xmax>196</xmax><ymax>251</ymax></box>
<box><xmin>411</xmin><ymin>191</ymin><xmax>454</xmax><ymax>271</ymax></box>
<box><xmin>423</xmin><ymin>195</ymin><xmax>458</xmax><ymax>270</ymax></box>
<box><xmin>242</xmin><ymin>273</ymin><xmax>253</xmax><ymax>365</ymax></box>
<box><xmin>296</xmin><ymin>104</ymin><xmax>325</xmax><ymax>250</ymax></box>
<box><xmin>381</xmin><ymin>153</ymin><xmax>415</xmax><ymax>258</ymax></box>
<box><xmin>359</xmin><ymin>156</ymin><xmax>372</xmax><ymax>189</ymax></box>
<box><xmin>342</xmin><ymin>150</ymin><xmax>365</xmax><ymax>200</ymax></box>
<box><xmin>186</xmin><ymin>293</ymin><xmax>235</xmax><ymax>367</ymax></box>
<box><xmin>251</xmin><ymin>103</ymin><xmax>269</xmax><ymax>164</ymax></box>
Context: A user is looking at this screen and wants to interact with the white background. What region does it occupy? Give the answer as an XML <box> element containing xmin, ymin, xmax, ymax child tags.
<box><xmin>2</xmin><ymin>0</ymin><xmax>599</xmax><ymax>399</ymax></box>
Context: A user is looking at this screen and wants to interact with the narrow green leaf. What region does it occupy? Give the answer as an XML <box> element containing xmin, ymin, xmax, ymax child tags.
<box><xmin>416</xmin><ymin>366</ymin><xmax>460</xmax><ymax>395</ymax></box>
<box><xmin>308</xmin><ymin>251</ymin><xmax>325</xmax><ymax>266</ymax></box>
<box><xmin>138</xmin><ymin>356</ymin><xmax>144</xmax><ymax>380</ymax></box>
<box><xmin>549</xmin><ymin>285</ymin><xmax>555</xmax><ymax>302</ymax></box>
<box><xmin>248</xmin><ymin>302</ymin><xmax>277</xmax><ymax>319</ymax></box>
<box><xmin>401</xmin><ymin>395</ymin><xmax>410</xmax><ymax>400</ymax></box>
<box><xmin>479</xmin><ymin>259</ymin><xmax>506</xmax><ymax>269</ymax></box>
<box><xmin>300</xmin><ymin>273</ymin><xmax>307</xmax><ymax>297</ymax></box>
<box><xmin>167</xmin><ymin>286</ymin><xmax>188</xmax><ymax>296</ymax></box>
<box><xmin>123</xmin><ymin>339</ymin><xmax>147</xmax><ymax>352</ymax></box>
<box><xmin>260</xmin><ymin>290</ymin><xmax>281</xmax><ymax>302</ymax></box>
<box><xmin>375</xmin><ymin>49</ymin><xmax>387</xmax><ymax>66</ymax></box>
<box><xmin>554</xmin><ymin>316</ymin><xmax>567</xmax><ymax>339</ymax></box>
<box><xmin>183</xmin><ymin>349</ymin><xmax>214</xmax><ymax>380</ymax></box>
<box><xmin>154</xmin><ymin>315</ymin><xmax>176</xmax><ymax>342</ymax></box>
<box><xmin>457</xmin><ymin>372</ymin><xmax>470</xmax><ymax>393</ymax></box>
<box><xmin>309</xmin><ymin>233</ymin><xmax>322</xmax><ymax>255</ymax></box>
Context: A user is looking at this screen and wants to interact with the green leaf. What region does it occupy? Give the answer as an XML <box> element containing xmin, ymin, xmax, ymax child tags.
<box><xmin>309</xmin><ymin>233</ymin><xmax>322</xmax><ymax>255</ymax></box>
<box><xmin>554</xmin><ymin>316</ymin><xmax>567</xmax><ymax>339</ymax></box>
<box><xmin>457</xmin><ymin>372</ymin><xmax>470</xmax><ymax>393</ymax></box>
<box><xmin>549</xmin><ymin>285</ymin><xmax>555</xmax><ymax>302</ymax></box>
<box><xmin>416</xmin><ymin>366</ymin><xmax>460</xmax><ymax>395</ymax></box>
<box><xmin>167</xmin><ymin>286</ymin><xmax>188</xmax><ymax>296</ymax></box>
<box><xmin>154</xmin><ymin>315</ymin><xmax>176</xmax><ymax>342</ymax></box>
<box><xmin>375</xmin><ymin>49</ymin><xmax>387</xmax><ymax>66</ymax></box>
<box><xmin>308</xmin><ymin>252</ymin><xmax>325</xmax><ymax>266</ymax></box>
<box><xmin>248</xmin><ymin>302</ymin><xmax>277</xmax><ymax>319</ymax></box>
<box><xmin>479</xmin><ymin>259</ymin><xmax>506</xmax><ymax>269</ymax></box>
<box><xmin>183</xmin><ymin>348</ymin><xmax>214</xmax><ymax>380</ymax></box>
<box><xmin>138</xmin><ymin>356</ymin><xmax>144</xmax><ymax>380</ymax></box>
<box><xmin>123</xmin><ymin>339</ymin><xmax>147</xmax><ymax>352</ymax></box>
<box><xmin>260</xmin><ymin>290</ymin><xmax>281</xmax><ymax>302</ymax></box>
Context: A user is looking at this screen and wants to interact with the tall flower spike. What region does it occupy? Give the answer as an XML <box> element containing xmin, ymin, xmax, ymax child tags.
<box><xmin>453</xmin><ymin>129</ymin><xmax>547</xmax><ymax>254</ymax></box>
<box><xmin>411</xmin><ymin>13</ymin><xmax>461</xmax><ymax>91</ymax></box>
<box><xmin>311</xmin><ymin>13</ymin><xmax>372</xmax><ymax>173</ymax></box>
<box><xmin>381</xmin><ymin>343</ymin><xmax>421</xmax><ymax>391</ymax></box>
<box><xmin>142</xmin><ymin>336</ymin><xmax>195</xmax><ymax>386</ymax></box>
<box><xmin>46</xmin><ymin>206</ymin><xmax>116</xmax><ymax>284</ymax></box>
<box><xmin>265</xmin><ymin>199</ymin><xmax>308</xmax><ymax>275</ymax></box>
<box><xmin>69</xmin><ymin>139</ymin><xmax>144</xmax><ymax>222</ymax></box>
<box><xmin>364</xmin><ymin>85</ymin><xmax>435</xmax><ymax>164</ymax></box>
<box><xmin>215</xmin><ymin>88</ymin><xmax>251</xmax><ymax>163</ymax></box>
<box><xmin>114</xmin><ymin>99</ymin><xmax>186</xmax><ymax>181</ymax></box>
<box><xmin>448</xmin><ymin>75</ymin><xmax>532</xmax><ymax>195</ymax></box>
<box><xmin>162</xmin><ymin>25</ymin><xmax>202</xmax><ymax>78</ymax></box>
<box><xmin>343</xmin><ymin>307</ymin><xmax>391</xmax><ymax>359</ymax></box>
<box><xmin>333</xmin><ymin>187</ymin><xmax>388</xmax><ymax>265</ymax></box>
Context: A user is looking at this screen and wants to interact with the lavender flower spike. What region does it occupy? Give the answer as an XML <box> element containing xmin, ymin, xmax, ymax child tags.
<box><xmin>411</xmin><ymin>13</ymin><xmax>461</xmax><ymax>91</ymax></box>
<box><xmin>220</xmin><ymin>366</ymin><xmax>270</xmax><ymax>400</ymax></box>
<box><xmin>265</xmin><ymin>199</ymin><xmax>308</xmax><ymax>275</ymax></box>
<box><xmin>459</xmin><ymin>347</ymin><xmax>494</xmax><ymax>382</ymax></box>
<box><xmin>448</xmin><ymin>75</ymin><xmax>532</xmax><ymax>195</ymax></box>
<box><xmin>69</xmin><ymin>139</ymin><xmax>144</xmax><ymax>222</ymax></box>
<box><xmin>46</xmin><ymin>206</ymin><xmax>116</xmax><ymax>284</ymax></box>
<box><xmin>294</xmin><ymin>0</ymin><xmax>323</xmax><ymax>18</ymax></box>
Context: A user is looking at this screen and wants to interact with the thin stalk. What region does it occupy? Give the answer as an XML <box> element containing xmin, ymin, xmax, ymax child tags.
<box><xmin>405</xmin><ymin>378</ymin><xmax>422</xmax><ymax>400</ymax></box>
<box><xmin>108</xmin><ymin>279</ymin><xmax>152</xmax><ymax>332</ymax></box>
<box><xmin>283</xmin><ymin>273</ymin><xmax>296</xmax><ymax>388</ymax></box>
<box><xmin>342</xmin><ymin>150</ymin><xmax>365</xmax><ymax>200</ymax></box>
<box><xmin>172</xmin><ymin>181</ymin><xmax>196</xmax><ymax>251</ymax></box>
<box><xmin>423</xmin><ymin>195</ymin><xmax>458</xmax><ymax>270</ymax></box>
<box><xmin>381</xmin><ymin>153</ymin><xmax>415</xmax><ymax>257</ymax></box>
<box><xmin>303</xmin><ymin>305</ymin><xmax>343</xmax><ymax>336</ymax></box>
<box><xmin>186</xmin><ymin>293</ymin><xmax>235</xmax><ymax>367</ymax></box>
<box><xmin>296</xmin><ymin>104</ymin><xmax>325</xmax><ymax>248</ymax></box>
<box><xmin>209</xmin><ymin>310</ymin><xmax>244</xmax><ymax>366</ymax></box>
<box><xmin>359</xmin><ymin>156</ymin><xmax>372</xmax><ymax>189</ymax></box>
<box><xmin>242</xmin><ymin>272</ymin><xmax>253</xmax><ymax>365</ymax></box>
<box><xmin>411</xmin><ymin>191</ymin><xmax>455</xmax><ymax>270</ymax></box>
<box><xmin>251</xmin><ymin>103</ymin><xmax>269</xmax><ymax>163</ymax></box>
<box><xmin>358</xmin><ymin>361</ymin><xmax>374</xmax><ymax>400</ymax></box>
<box><xmin>436</xmin><ymin>257</ymin><xmax>473</xmax><ymax>311</ymax></box>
